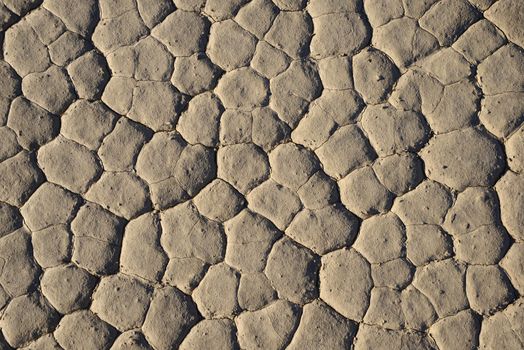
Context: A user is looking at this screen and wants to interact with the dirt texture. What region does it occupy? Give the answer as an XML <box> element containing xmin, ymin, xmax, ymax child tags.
<box><xmin>0</xmin><ymin>0</ymin><xmax>523</xmax><ymax>349</ymax></box>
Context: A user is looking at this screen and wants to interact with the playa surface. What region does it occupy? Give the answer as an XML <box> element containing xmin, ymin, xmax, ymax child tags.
<box><xmin>0</xmin><ymin>0</ymin><xmax>523</xmax><ymax>348</ymax></box>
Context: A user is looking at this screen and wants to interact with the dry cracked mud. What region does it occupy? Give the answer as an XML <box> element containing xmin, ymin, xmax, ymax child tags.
<box><xmin>0</xmin><ymin>0</ymin><xmax>523</xmax><ymax>349</ymax></box>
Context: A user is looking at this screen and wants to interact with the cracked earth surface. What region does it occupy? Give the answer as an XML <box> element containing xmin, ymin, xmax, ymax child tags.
<box><xmin>0</xmin><ymin>0</ymin><xmax>523</xmax><ymax>349</ymax></box>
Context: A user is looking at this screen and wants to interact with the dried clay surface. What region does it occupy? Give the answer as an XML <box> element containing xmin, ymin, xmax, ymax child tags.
<box><xmin>0</xmin><ymin>0</ymin><xmax>523</xmax><ymax>349</ymax></box>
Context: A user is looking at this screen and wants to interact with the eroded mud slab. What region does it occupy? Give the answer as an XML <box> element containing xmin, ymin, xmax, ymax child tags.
<box><xmin>0</xmin><ymin>0</ymin><xmax>523</xmax><ymax>349</ymax></box>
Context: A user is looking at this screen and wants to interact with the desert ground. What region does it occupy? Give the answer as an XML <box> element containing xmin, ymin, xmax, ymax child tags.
<box><xmin>0</xmin><ymin>0</ymin><xmax>523</xmax><ymax>349</ymax></box>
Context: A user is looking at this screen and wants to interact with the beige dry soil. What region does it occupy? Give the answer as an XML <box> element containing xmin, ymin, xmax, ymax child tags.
<box><xmin>0</xmin><ymin>0</ymin><xmax>523</xmax><ymax>349</ymax></box>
